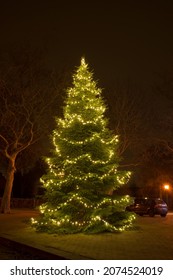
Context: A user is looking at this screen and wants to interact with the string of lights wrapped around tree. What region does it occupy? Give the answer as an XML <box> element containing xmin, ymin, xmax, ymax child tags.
<box><xmin>31</xmin><ymin>58</ymin><xmax>135</xmax><ymax>234</ymax></box>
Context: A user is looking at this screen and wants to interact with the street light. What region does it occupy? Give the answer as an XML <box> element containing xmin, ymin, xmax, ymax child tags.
<box><xmin>164</xmin><ymin>184</ymin><xmax>170</xmax><ymax>190</ymax></box>
<box><xmin>163</xmin><ymin>184</ymin><xmax>170</xmax><ymax>206</ymax></box>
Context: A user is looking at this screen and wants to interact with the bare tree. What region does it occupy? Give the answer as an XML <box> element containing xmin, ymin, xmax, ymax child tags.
<box><xmin>151</xmin><ymin>70</ymin><xmax>173</xmax><ymax>144</ymax></box>
<box><xmin>0</xmin><ymin>48</ymin><xmax>67</xmax><ymax>213</ymax></box>
<box><xmin>133</xmin><ymin>71</ymin><xmax>173</xmax><ymax>197</ymax></box>
<box><xmin>105</xmin><ymin>82</ymin><xmax>152</xmax><ymax>167</ymax></box>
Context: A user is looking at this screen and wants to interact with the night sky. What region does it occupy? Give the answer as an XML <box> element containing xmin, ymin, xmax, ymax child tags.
<box><xmin>1</xmin><ymin>0</ymin><xmax>173</xmax><ymax>89</ymax></box>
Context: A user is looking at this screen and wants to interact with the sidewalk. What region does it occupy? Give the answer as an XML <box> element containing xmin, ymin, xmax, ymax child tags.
<box><xmin>0</xmin><ymin>209</ymin><xmax>173</xmax><ymax>260</ymax></box>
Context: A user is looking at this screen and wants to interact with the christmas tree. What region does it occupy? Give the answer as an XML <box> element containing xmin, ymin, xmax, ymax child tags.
<box><xmin>32</xmin><ymin>58</ymin><xmax>135</xmax><ymax>233</ymax></box>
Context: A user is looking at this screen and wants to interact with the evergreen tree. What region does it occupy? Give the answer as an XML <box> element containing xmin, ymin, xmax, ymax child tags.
<box><xmin>32</xmin><ymin>58</ymin><xmax>135</xmax><ymax>233</ymax></box>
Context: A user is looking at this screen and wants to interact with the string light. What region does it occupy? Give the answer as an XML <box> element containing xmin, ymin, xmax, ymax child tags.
<box><xmin>32</xmin><ymin>58</ymin><xmax>135</xmax><ymax>234</ymax></box>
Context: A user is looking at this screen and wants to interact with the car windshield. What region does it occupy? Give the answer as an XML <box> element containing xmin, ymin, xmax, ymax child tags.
<box><xmin>155</xmin><ymin>199</ymin><xmax>166</xmax><ymax>205</ymax></box>
<box><xmin>134</xmin><ymin>198</ymin><xmax>167</xmax><ymax>206</ymax></box>
<box><xmin>134</xmin><ymin>198</ymin><xmax>146</xmax><ymax>204</ymax></box>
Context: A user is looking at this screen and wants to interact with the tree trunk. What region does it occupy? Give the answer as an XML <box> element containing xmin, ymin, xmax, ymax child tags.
<box><xmin>0</xmin><ymin>157</ymin><xmax>16</xmax><ymax>214</ymax></box>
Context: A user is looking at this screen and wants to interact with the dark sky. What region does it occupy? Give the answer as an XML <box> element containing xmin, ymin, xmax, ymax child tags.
<box><xmin>1</xmin><ymin>0</ymin><xmax>173</xmax><ymax>88</ymax></box>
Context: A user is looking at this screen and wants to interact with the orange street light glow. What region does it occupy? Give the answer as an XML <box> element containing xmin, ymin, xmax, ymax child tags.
<box><xmin>164</xmin><ymin>184</ymin><xmax>170</xmax><ymax>190</ymax></box>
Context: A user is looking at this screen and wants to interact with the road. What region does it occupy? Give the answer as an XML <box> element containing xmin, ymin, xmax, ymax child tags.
<box><xmin>0</xmin><ymin>236</ymin><xmax>64</xmax><ymax>260</ymax></box>
<box><xmin>0</xmin><ymin>243</ymin><xmax>29</xmax><ymax>260</ymax></box>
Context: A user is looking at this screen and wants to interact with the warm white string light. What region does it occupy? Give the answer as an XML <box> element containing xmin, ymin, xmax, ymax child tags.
<box><xmin>32</xmin><ymin>58</ymin><xmax>135</xmax><ymax>234</ymax></box>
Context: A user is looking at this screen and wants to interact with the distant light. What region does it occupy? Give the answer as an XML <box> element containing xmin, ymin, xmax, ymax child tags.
<box><xmin>164</xmin><ymin>184</ymin><xmax>170</xmax><ymax>190</ymax></box>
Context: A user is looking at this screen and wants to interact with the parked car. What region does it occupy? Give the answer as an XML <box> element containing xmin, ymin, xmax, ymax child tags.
<box><xmin>126</xmin><ymin>197</ymin><xmax>168</xmax><ymax>217</ymax></box>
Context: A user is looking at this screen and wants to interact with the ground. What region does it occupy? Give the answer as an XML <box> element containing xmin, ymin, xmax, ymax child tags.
<box><xmin>0</xmin><ymin>209</ymin><xmax>173</xmax><ymax>260</ymax></box>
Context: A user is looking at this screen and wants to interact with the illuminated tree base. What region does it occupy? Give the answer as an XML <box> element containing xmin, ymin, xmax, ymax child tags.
<box><xmin>31</xmin><ymin>196</ymin><xmax>136</xmax><ymax>234</ymax></box>
<box><xmin>31</xmin><ymin>215</ymin><xmax>135</xmax><ymax>234</ymax></box>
